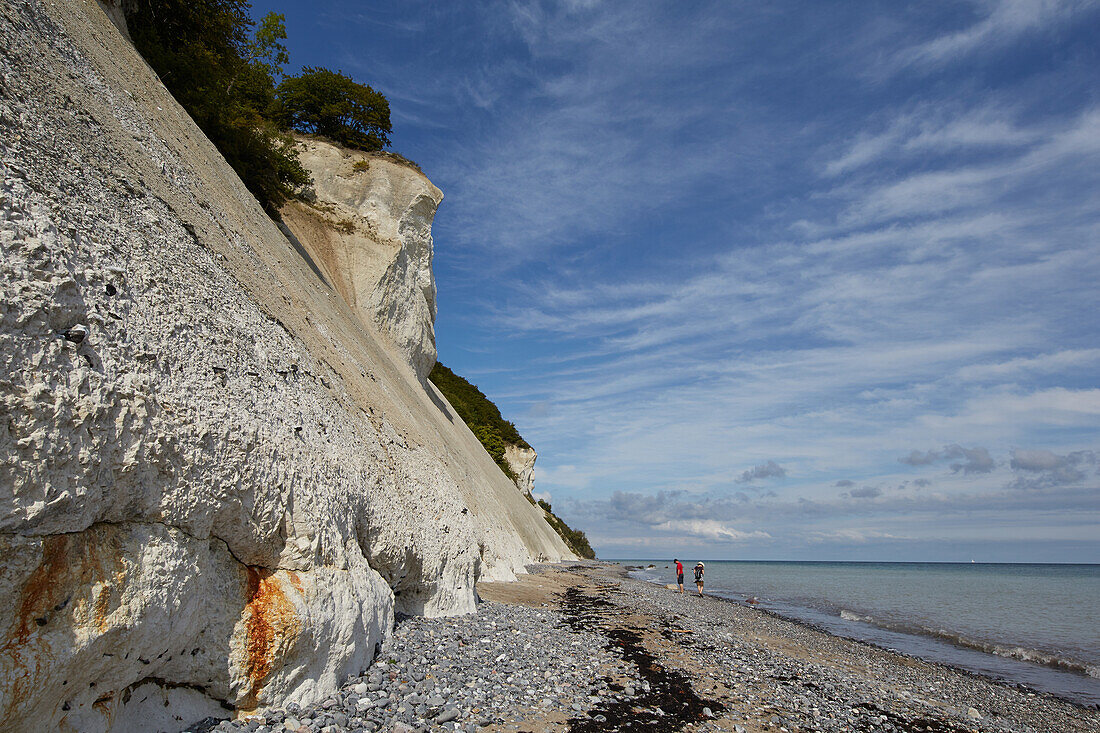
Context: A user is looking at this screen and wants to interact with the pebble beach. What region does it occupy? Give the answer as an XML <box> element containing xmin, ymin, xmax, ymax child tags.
<box><xmin>205</xmin><ymin>563</ymin><xmax>1099</xmax><ymax>733</ymax></box>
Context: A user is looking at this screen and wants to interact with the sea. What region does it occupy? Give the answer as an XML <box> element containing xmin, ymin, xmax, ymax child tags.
<box><xmin>617</xmin><ymin>559</ymin><xmax>1100</xmax><ymax>707</ymax></box>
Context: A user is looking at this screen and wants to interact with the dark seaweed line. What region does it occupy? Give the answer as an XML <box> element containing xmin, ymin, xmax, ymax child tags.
<box><xmin>558</xmin><ymin>586</ymin><xmax>724</xmax><ymax>732</ymax></box>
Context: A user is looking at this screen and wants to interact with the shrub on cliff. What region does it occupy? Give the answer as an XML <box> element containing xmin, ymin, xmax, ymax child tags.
<box><xmin>471</xmin><ymin>425</ymin><xmax>519</xmax><ymax>482</ymax></box>
<box><xmin>277</xmin><ymin>68</ymin><xmax>392</xmax><ymax>151</ymax></box>
<box><xmin>429</xmin><ymin>362</ymin><xmax>529</xmax><ymax>482</ymax></box>
<box><xmin>127</xmin><ymin>1</ymin><xmax>308</xmax><ymax>210</ymax></box>
<box><xmin>429</xmin><ymin>362</ymin><xmax>594</xmax><ymax>558</ymax></box>
<box><xmin>538</xmin><ymin>500</ymin><xmax>596</xmax><ymax>559</ymax></box>
<box><xmin>429</xmin><ymin>363</ymin><xmax>528</xmax><ymax>445</ymax></box>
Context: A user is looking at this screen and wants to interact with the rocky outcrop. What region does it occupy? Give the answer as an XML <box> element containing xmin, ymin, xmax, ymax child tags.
<box><xmin>0</xmin><ymin>1</ymin><xmax>573</xmax><ymax>731</ymax></box>
<box><xmin>504</xmin><ymin>444</ymin><xmax>538</xmax><ymax>497</ymax></box>
<box><xmin>280</xmin><ymin>139</ymin><xmax>441</xmax><ymax>383</ymax></box>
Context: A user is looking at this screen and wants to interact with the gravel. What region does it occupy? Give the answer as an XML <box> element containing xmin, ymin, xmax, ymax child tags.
<box><xmin>210</xmin><ymin>593</ymin><xmax>631</xmax><ymax>733</ymax></box>
<box><xmin>206</xmin><ymin>564</ymin><xmax>1100</xmax><ymax>733</ymax></box>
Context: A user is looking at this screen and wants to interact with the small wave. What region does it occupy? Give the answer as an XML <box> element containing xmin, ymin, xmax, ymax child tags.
<box><xmin>839</xmin><ymin>609</ymin><xmax>872</xmax><ymax>623</ymax></box>
<box><xmin>938</xmin><ymin>634</ymin><xmax>1100</xmax><ymax>679</ymax></box>
<box><xmin>832</xmin><ymin>610</ymin><xmax>1098</xmax><ymax>679</ymax></box>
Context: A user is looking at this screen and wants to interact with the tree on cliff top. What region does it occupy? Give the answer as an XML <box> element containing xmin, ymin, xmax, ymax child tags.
<box><xmin>127</xmin><ymin>2</ymin><xmax>400</xmax><ymax>207</ymax></box>
<box><xmin>277</xmin><ymin>68</ymin><xmax>392</xmax><ymax>151</ymax></box>
<box><xmin>127</xmin><ymin>0</ymin><xmax>308</xmax><ymax>210</ymax></box>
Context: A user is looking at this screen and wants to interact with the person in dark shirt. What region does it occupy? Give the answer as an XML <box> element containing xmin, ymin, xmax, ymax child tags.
<box><xmin>674</xmin><ymin>558</ymin><xmax>684</xmax><ymax>593</ymax></box>
<box><xmin>694</xmin><ymin>562</ymin><xmax>705</xmax><ymax>595</ymax></box>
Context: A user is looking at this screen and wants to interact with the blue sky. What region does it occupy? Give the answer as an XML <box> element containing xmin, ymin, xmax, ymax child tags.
<box><xmin>252</xmin><ymin>0</ymin><xmax>1100</xmax><ymax>562</ymax></box>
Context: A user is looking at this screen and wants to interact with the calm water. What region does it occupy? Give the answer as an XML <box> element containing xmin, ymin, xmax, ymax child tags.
<box><xmin>619</xmin><ymin>560</ymin><xmax>1100</xmax><ymax>706</ymax></box>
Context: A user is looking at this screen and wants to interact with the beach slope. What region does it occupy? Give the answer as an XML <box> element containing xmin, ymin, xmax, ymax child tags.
<box><xmin>213</xmin><ymin>564</ymin><xmax>1098</xmax><ymax>732</ymax></box>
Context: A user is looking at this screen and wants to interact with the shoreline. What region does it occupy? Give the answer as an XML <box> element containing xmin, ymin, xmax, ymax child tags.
<box><xmin>620</xmin><ymin>560</ymin><xmax>1100</xmax><ymax>699</ymax></box>
<box><xmin>211</xmin><ymin>562</ymin><xmax>1100</xmax><ymax>732</ymax></box>
<box><xmin>677</xmin><ymin>578</ymin><xmax>1099</xmax><ymax>708</ymax></box>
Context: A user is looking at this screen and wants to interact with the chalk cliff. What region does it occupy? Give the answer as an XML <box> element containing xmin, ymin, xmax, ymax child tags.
<box><xmin>279</xmin><ymin>139</ymin><xmax>441</xmax><ymax>384</ymax></box>
<box><xmin>504</xmin><ymin>444</ymin><xmax>538</xmax><ymax>497</ymax></box>
<box><xmin>0</xmin><ymin>1</ymin><xmax>573</xmax><ymax>731</ymax></box>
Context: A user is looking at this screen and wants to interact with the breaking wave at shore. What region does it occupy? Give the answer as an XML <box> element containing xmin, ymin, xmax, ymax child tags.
<box><xmin>834</xmin><ymin>608</ymin><xmax>1099</xmax><ymax>679</ymax></box>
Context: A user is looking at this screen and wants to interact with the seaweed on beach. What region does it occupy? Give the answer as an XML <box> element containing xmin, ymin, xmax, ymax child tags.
<box><xmin>558</xmin><ymin>587</ymin><xmax>724</xmax><ymax>732</ymax></box>
<box><xmin>656</xmin><ymin>614</ymin><xmax>704</xmax><ymax>647</ymax></box>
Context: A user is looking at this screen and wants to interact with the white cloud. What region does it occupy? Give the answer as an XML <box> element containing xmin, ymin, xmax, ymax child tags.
<box><xmin>955</xmin><ymin>349</ymin><xmax>1100</xmax><ymax>381</ymax></box>
<box><xmin>824</xmin><ymin>104</ymin><xmax>1039</xmax><ymax>176</ymax></box>
<box><xmin>531</xmin><ymin>490</ymin><xmax>553</xmax><ymax>505</ymax></box>
<box><xmin>936</xmin><ymin>389</ymin><xmax>1100</xmax><ymax>428</ymax></box>
<box><xmin>1011</xmin><ymin>448</ymin><xmax>1068</xmax><ymax>471</ymax></box>
<box><xmin>377</xmin><ymin>1</ymin><xmax>1100</xmax><ymax>559</ymax></box>
<box><xmin>1008</xmin><ymin>448</ymin><xmax>1097</xmax><ymax>489</ymax></box>
<box><xmin>808</xmin><ymin>528</ymin><xmax>901</xmax><ymax>544</ymax></box>
<box><xmin>536</xmin><ymin>463</ymin><xmax>606</xmax><ymax>491</ymax></box>
<box><xmin>651</xmin><ymin>520</ymin><xmax>771</xmax><ymax>542</ymax></box>
<box><xmin>830</xmin><ymin>106</ymin><xmax>1100</xmax><ymax>229</ymax></box>
<box><xmin>899</xmin><ymin>445</ymin><xmax>995</xmax><ymax>474</ymax></box>
<box><xmin>894</xmin><ymin>0</ymin><xmax>1098</xmax><ymax>68</ymax></box>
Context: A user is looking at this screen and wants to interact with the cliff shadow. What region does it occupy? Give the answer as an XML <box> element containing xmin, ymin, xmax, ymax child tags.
<box><xmin>425</xmin><ymin>381</ymin><xmax>454</xmax><ymax>424</ymax></box>
<box><xmin>276</xmin><ymin>221</ymin><xmax>331</xmax><ymax>289</ymax></box>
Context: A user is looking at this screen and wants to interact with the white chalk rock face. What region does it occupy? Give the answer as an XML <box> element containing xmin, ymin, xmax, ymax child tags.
<box><xmin>504</xmin><ymin>444</ymin><xmax>538</xmax><ymax>497</ymax></box>
<box><xmin>0</xmin><ymin>1</ymin><xmax>573</xmax><ymax>730</ymax></box>
<box><xmin>280</xmin><ymin>139</ymin><xmax>442</xmax><ymax>383</ymax></box>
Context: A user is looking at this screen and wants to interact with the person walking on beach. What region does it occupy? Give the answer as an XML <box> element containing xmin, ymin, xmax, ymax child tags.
<box><xmin>674</xmin><ymin>558</ymin><xmax>684</xmax><ymax>593</ymax></box>
<box><xmin>694</xmin><ymin>562</ymin><xmax>705</xmax><ymax>595</ymax></box>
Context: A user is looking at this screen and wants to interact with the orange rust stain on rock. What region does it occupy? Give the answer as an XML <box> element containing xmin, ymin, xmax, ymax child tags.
<box><xmin>239</xmin><ymin>568</ymin><xmax>300</xmax><ymax>710</ymax></box>
<box><xmin>0</xmin><ymin>527</ymin><xmax>129</xmax><ymax>717</ymax></box>
<box><xmin>0</xmin><ymin>535</ymin><xmax>71</xmax><ymax>714</ymax></box>
<box><xmin>92</xmin><ymin>584</ymin><xmax>113</xmax><ymax>633</ymax></box>
<box><xmin>12</xmin><ymin>536</ymin><xmax>70</xmax><ymax>644</ymax></box>
<box><xmin>286</xmin><ymin>571</ymin><xmax>303</xmax><ymax>595</ymax></box>
<box><xmin>92</xmin><ymin>693</ymin><xmax>115</xmax><ymax>717</ymax></box>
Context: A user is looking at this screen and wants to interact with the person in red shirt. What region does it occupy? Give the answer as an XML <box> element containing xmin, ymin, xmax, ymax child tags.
<box><xmin>674</xmin><ymin>558</ymin><xmax>684</xmax><ymax>593</ymax></box>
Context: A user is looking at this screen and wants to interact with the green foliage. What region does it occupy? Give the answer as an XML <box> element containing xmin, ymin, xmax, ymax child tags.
<box><xmin>429</xmin><ymin>363</ymin><xmax>528</xmax><ymax>445</ymax></box>
<box><xmin>222</xmin><ymin>120</ymin><xmax>310</xmax><ymax>211</ymax></box>
<box><xmin>246</xmin><ymin>12</ymin><xmax>290</xmax><ymax>80</ymax></box>
<box><xmin>277</xmin><ymin>68</ymin><xmax>392</xmax><ymax>151</ymax></box>
<box><xmin>470</xmin><ymin>425</ymin><xmax>518</xmax><ymax>482</ymax></box>
<box><xmin>127</xmin><ymin>1</ymin><xmax>308</xmax><ymax>210</ymax></box>
<box><xmin>538</xmin><ymin>501</ymin><xmax>596</xmax><ymax>559</ymax></box>
<box><xmin>429</xmin><ymin>362</ymin><xmax>528</xmax><ymax>482</ymax></box>
<box><xmin>429</xmin><ymin>363</ymin><xmax>594</xmax><ymax>559</ymax></box>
